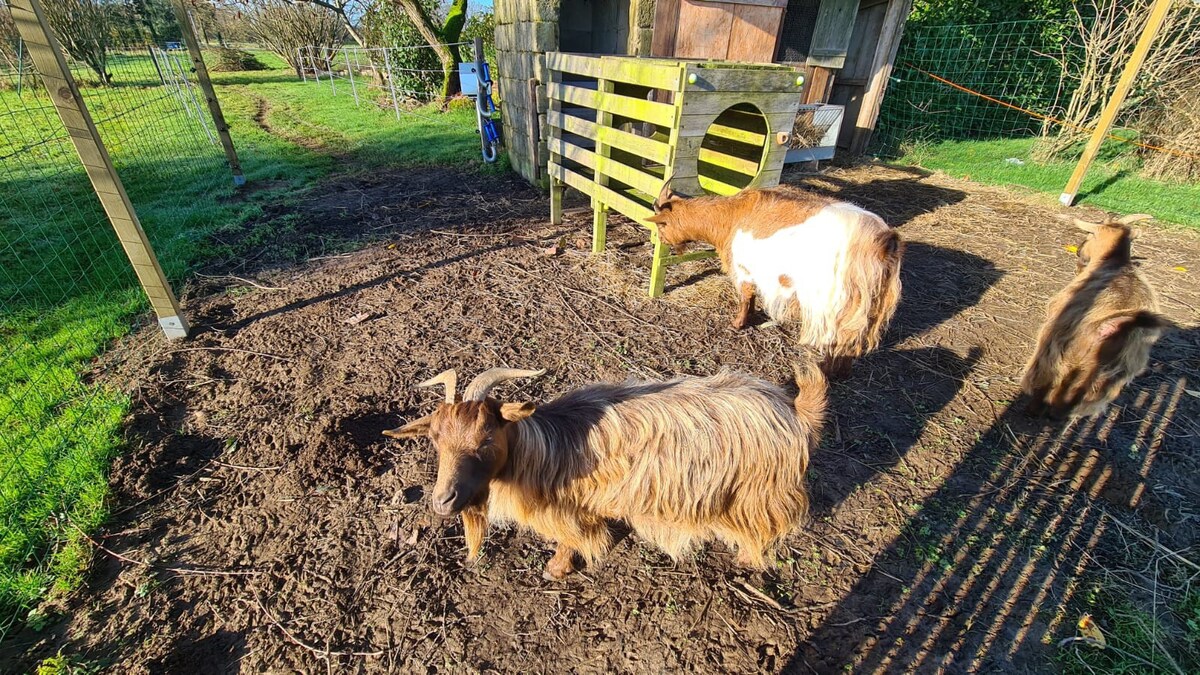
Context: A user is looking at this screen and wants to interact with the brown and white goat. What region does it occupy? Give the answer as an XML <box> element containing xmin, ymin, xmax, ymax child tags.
<box><xmin>384</xmin><ymin>365</ymin><xmax>826</xmax><ymax>579</ymax></box>
<box><xmin>1021</xmin><ymin>213</ymin><xmax>1170</xmax><ymax>418</ymax></box>
<box><xmin>646</xmin><ymin>182</ymin><xmax>903</xmax><ymax>376</ymax></box>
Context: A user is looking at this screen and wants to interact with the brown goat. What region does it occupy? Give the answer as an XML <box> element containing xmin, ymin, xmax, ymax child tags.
<box><xmin>1022</xmin><ymin>213</ymin><xmax>1170</xmax><ymax>418</ymax></box>
<box><xmin>384</xmin><ymin>365</ymin><xmax>826</xmax><ymax>579</ymax></box>
<box><xmin>646</xmin><ymin>182</ymin><xmax>903</xmax><ymax>376</ymax></box>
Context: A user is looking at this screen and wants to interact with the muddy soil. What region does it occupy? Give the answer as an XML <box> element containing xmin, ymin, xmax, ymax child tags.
<box><xmin>7</xmin><ymin>164</ymin><xmax>1199</xmax><ymax>674</ymax></box>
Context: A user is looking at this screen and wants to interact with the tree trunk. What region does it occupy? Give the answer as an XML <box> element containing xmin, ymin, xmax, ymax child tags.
<box><xmin>392</xmin><ymin>0</ymin><xmax>466</xmax><ymax>103</ymax></box>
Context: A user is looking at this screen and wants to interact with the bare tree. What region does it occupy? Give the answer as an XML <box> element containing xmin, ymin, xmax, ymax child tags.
<box><xmin>42</xmin><ymin>0</ymin><xmax>111</xmax><ymax>83</ymax></box>
<box><xmin>290</xmin><ymin>0</ymin><xmax>368</xmax><ymax>48</ymax></box>
<box><xmin>244</xmin><ymin>0</ymin><xmax>345</xmax><ymax>77</ymax></box>
<box><xmin>1035</xmin><ymin>0</ymin><xmax>1200</xmax><ymax>160</ymax></box>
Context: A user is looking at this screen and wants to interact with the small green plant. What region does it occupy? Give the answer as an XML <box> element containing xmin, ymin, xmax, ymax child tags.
<box><xmin>35</xmin><ymin>651</ymin><xmax>101</xmax><ymax>675</ymax></box>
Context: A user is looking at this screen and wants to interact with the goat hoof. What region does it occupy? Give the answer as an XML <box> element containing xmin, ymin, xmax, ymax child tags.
<box><xmin>731</xmin><ymin>319</ymin><xmax>749</xmax><ymax>330</ymax></box>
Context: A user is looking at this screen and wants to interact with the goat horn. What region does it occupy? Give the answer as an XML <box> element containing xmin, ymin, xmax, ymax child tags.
<box><xmin>1116</xmin><ymin>213</ymin><xmax>1153</xmax><ymax>225</ymax></box>
<box><xmin>418</xmin><ymin>369</ymin><xmax>458</xmax><ymax>404</ymax></box>
<box><xmin>463</xmin><ymin>368</ymin><xmax>546</xmax><ymax>401</ymax></box>
<box><xmin>657</xmin><ymin>169</ymin><xmax>675</xmax><ymax>204</ymax></box>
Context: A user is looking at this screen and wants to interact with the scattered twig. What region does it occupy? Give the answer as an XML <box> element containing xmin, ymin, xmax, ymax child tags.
<box><xmin>69</xmin><ymin>522</ymin><xmax>260</xmax><ymax>577</ymax></box>
<box><xmin>214</xmin><ymin>460</ymin><xmax>283</xmax><ymax>472</ymax></box>
<box><xmin>253</xmin><ymin>594</ymin><xmax>383</xmax><ymax>658</ymax></box>
<box><xmin>195</xmin><ymin>272</ymin><xmax>287</xmax><ymax>291</ymax></box>
<box><xmin>167</xmin><ymin>347</ymin><xmax>293</xmax><ymax>362</ymax></box>
<box><xmin>1105</xmin><ymin>511</ymin><xmax>1200</xmax><ymax>573</ymax></box>
<box><xmin>1057</xmin><ymin>637</ymin><xmax>1176</xmax><ymax>674</ymax></box>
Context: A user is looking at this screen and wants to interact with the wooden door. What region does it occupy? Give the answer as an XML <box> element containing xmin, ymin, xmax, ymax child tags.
<box><xmin>651</xmin><ymin>0</ymin><xmax>786</xmax><ymax>62</ymax></box>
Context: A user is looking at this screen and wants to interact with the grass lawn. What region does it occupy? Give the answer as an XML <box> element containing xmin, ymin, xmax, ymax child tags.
<box><xmin>0</xmin><ymin>48</ymin><xmax>490</xmax><ymax>634</ymax></box>
<box><xmin>893</xmin><ymin>137</ymin><xmax>1200</xmax><ymax>229</ymax></box>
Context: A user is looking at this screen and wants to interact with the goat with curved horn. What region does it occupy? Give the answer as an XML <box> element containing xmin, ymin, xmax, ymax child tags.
<box><xmin>463</xmin><ymin>368</ymin><xmax>546</xmax><ymax>401</ymax></box>
<box><xmin>418</xmin><ymin>369</ymin><xmax>459</xmax><ymax>404</ymax></box>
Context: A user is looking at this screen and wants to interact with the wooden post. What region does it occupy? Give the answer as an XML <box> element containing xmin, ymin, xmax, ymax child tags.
<box><xmin>9</xmin><ymin>0</ymin><xmax>189</xmax><ymax>338</ymax></box>
<box><xmin>850</xmin><ymin>0</ymin><xmax>913</xmax><ymax>154</ymax></box>
<box><xmin>592</xmin><ymin>198</ymin><xmax>608</xmax><ymax>253</ymax></box>
<box><xmin>648</xmin><ymin>229</ymin><xmax>670</xmax><ymax>298</ymax></box>
<box><xmin>170</xmin><ymin>0</ymin><xmax>245</xmax><ymax>186</ymax></box>
<box><xmin>1060</xmin><ymin>0</ymin><xmax>1172</xmax><ymax>206</ymax></box>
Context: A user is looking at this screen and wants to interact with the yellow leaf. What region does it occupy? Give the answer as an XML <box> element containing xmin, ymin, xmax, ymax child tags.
<box><xmin>387</xmin><ymin>243</ymin><xmax>397</xmax><ymax>250</ymax></box>
<box><xmin>1065</xmin><ymin>245</ymin><xmax>1079</xmax><ymax>254</ymax></box>
<box><xmin>1078</xmin><ymin>614</ymin><xmax>1106</xmax><ymax>648</ymax></box>
<box><xmin>1173</xmin><ymin>266</ymin><xmax>1187</xmax><ymax>273</ymax></box>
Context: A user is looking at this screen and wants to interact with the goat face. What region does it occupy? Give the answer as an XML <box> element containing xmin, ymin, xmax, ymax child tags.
<box><xmin>383</xmin><ymin>368</ymin><xmax>543</xmax><ymax>517</ymax></box>
<box><xmin>1061</xmin><ymin>213</ymin><xmax>1148</xmax><ymax>273</ymax></box>
<box><xmin>646</xmin><ymin>181</ymin><xmax>690</xmax><ymax>246</ymax></box>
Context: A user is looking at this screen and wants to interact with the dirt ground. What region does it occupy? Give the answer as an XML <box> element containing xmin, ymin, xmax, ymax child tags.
<box><xmin>7</xmin><ymin>163</ymin><xmax>1199</xmax><ymax>674</ymax></box>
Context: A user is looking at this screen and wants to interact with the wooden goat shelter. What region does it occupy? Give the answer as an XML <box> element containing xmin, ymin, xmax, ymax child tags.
<box><xmin>547</xmin><ymin>53</ymin><xmax>803</xmax><ymax>296</ymax></box>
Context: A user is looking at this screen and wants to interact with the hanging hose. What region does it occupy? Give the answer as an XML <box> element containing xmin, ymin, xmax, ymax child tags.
<box><xmin>476</xmin><ymin>62</ymin><xmax>500</xmax><ymax>163</ymax></box>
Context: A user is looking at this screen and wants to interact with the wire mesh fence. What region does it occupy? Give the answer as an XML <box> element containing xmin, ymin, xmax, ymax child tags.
<box><xmin>874</xmin><ymin>12</ymin><xmax>1200</xmax><ymax>183</ymax></box>
<box><xmin>1</xmin><ymin>3</ymin><xmax>231</xmax><ymax>636</ymax></box>
<box><xmin>296</xmin><ymin>41</ymin><xmax>480</xmax><ymax>116</ymax></box>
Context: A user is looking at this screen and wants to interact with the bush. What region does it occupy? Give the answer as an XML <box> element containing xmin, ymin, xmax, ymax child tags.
<box><xmin>208</xmin><ymin>47</ymin><xmax>268</xmax><ymax>72</ymax></box>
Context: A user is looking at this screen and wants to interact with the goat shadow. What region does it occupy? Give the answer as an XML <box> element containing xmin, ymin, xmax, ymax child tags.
<box><xmin>810</xmin><ymin>344</ymin><xmax>983</xmax><ymax>517</ymax></box>
<box><xmin>783</xmin><ymin>324</ymin><xmax>1200</xmax><ymax>673</ymax></box>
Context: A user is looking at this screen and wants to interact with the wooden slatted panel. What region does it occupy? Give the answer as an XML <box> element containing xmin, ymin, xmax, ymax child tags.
<box><xmin>549</xmin><ymin>162</ymin><xmax>656</xmax><ymax>221</ymax></box>
<box><xmin>548</xmin><ymin>81</ymin><xmax>677</xmax><ymax>127</ymax></box>
<box><xmin>547</xmin><ymin>52</ymin><xmax>684</xmax><ymax>91</ymax></box>
<box><xmin>549</xmin><ymin>138</ymin><xmax>662</xmax><ymax>196</ymax></box>
<box><xmin>547</xmin><ymin>110</ymin><xmax>672</xmax><ymax>165</ymax></box>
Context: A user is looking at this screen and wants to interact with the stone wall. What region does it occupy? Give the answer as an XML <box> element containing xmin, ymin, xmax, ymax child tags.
<box><xmin>493</xmin><ymin>0</ymin><xmax>558</xmax><ymax>187</ymax></box>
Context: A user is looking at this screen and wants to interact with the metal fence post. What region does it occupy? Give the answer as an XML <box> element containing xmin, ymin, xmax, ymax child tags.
<box><xmin>326</xmin><ymin>48</ymin><xmax>336</xmax><ymax>94</ymax></box>
<box><xmin>383</xmin><ymin>47</ymin><xmax>400</xmax><ymax>120</ymax></box>
<box><xmin>8</xmin><ymin>0</ymin><xmax>189</xmax><ymax>338</ymax></box>
<box><xmin>308</xmin><ymin>45</ymin><xmax>320</xmax><ymax>84</ymax></box>
<box><xmin>170</xmin><ymin>0</ymin><xmax>245</xmax><ymax>186</ymax></box>
<box><xmin>345</xmin><ymin>46</ymin><xmax>359</xmax><ymax>106</ymax></box>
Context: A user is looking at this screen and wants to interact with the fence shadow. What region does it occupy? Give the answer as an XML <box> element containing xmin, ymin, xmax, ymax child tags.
<box><xmin>785</xmin><ymin>326</ymin><xmax>1200</xmax><ymax>673</ymax></box>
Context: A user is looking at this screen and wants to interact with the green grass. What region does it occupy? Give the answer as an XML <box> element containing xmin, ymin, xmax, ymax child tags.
<box><xmin>0</xmin><ymin>48</ymin><xmax>488</xmax><ymax>633</ymax></box>
<box><xmin>1060</xmin><ymin>584</ymin><xmax>1200</xmax><ymax>674</ymax></box>
<box><xmin>894</xmin><ymin>136</ymin><xmax>1200</xmax><ymax>229</ymax></box>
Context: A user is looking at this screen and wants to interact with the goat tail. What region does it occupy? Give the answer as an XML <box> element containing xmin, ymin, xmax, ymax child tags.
<box><xmin>1096</xmin><ymin>308</ymin><xmax>1172</xmax><ymax>334</ymax></box>
<box><xmin>863</xmin><ymin>228</ymin><xmax>904</xmax><ymax>352</ymax></box>
<box><xmin>827</xmin><ymin>225</ymin><xmax>904</xmax><ymax>360</ymax></box>
<box><xmin>791</xmin><ymin>360</ymin><xmax>827</xmax><ymax>436</ymax></box>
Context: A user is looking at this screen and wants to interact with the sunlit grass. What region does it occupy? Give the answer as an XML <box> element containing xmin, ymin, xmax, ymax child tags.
<box><xmin>1</xmin><ymin>49</ymin><xmax>488</xmax><ymax>630</ymax></box>
<box><xmin>893</xmin><ymin>136</ymin><xmax>1200</xmax><ymax>229</ymax></box>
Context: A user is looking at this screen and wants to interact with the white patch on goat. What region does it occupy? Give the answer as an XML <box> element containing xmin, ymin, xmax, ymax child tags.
<box><xmin>730</xmin><ymin>202</ymin><xmax>883</xmax><ymax>347</ymax></box>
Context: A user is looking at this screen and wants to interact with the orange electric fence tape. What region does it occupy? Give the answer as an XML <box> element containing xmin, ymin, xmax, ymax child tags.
<box><xmin>904</xmin><ymin>62</ymin><xmax>1200</xmax><ymax>162</ymax></box>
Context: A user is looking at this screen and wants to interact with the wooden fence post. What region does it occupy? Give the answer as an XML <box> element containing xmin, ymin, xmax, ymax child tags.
<box><xmin>8</xmin><ymin>0</ymin><xmax>189</xmax><ymax>338</ymax></box>
<box><xmin>1060</xmin><ymin>0</ymin><xmax>1171</xmax><ymax>206</ymax></box>
<box><xmin>170</xmin><ymin>0</ymin><xmax>246</xmax><ymax>186</ymax></box>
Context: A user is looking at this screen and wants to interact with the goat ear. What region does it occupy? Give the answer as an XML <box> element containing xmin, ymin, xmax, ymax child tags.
<box><xmin>644</xmin><ymin>212</ymin><xmax>669</xmax><ymax>225</ymax></box>
<box><xmin>383</xmin><ymin>414</ymin><xmax>432</xmax><ymax>439</ymax></box>
<box><xmin>499</xmin><ymin>401</ymin><xmax>536</xmax><ymax>423</ymax></box>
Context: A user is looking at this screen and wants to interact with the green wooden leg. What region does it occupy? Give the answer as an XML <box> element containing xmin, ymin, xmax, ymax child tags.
<box><xmin>648</xmin><ymin>230</ymin><xmax>669</xmax><ymax>298</ymax></box>
<box><xmin>550</xmin><ymin>180</ymin><xmax>564</xmax><ymax>225</ymax></box>
<box><xmin>592</xmin><ymin>200</ymin><xmax>608</xmax><ymax>254</ymax></box>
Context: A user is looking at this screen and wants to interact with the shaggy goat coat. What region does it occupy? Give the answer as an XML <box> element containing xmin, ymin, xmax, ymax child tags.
<box><xmin>1022</xmin><ymin>216</ymin><xmax>1168</xmax><ymax>418</ymax></box>
<box><xmin>482</xmin><ymin>367</ymin><xmax>825</xmax><ymax>567</ymax></box>
<box><xmin>651</xmin><ymin>186</ymin><xmax>903</xmax><ymax>362</ymax></box>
